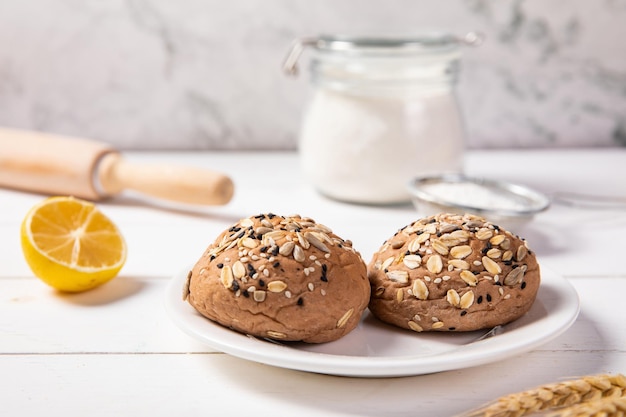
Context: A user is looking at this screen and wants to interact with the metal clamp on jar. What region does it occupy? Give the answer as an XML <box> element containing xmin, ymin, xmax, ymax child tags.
<box><xmin>284</xmin><ymin>33</ymin><xmax>482</xmax><ymax>204</ymax></box>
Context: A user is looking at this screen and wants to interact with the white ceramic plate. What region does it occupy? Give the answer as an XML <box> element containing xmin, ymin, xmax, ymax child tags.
<box><xmin>165</xmin><ymin>266</ymin><xmax>579</xmax><ymax>378</ymax></box>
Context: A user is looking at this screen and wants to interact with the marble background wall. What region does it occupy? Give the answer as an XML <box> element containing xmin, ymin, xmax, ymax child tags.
<box><xmin>0</xmin><ymin>0</ymin><xmax>624</xmax><ymax>150</ymax></box>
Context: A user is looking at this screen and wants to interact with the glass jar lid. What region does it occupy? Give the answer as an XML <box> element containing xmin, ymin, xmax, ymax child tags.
<box><xmin>283</xmin><ymin>32</ymin><xmax>483</xmax><ymax>76</ymax></box>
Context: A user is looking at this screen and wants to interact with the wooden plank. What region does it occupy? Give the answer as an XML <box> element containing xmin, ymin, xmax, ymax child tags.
<box><xmin>0</xmin><ymin>351</ymin><xmax>624</xmax><ymax>417</ymax></box>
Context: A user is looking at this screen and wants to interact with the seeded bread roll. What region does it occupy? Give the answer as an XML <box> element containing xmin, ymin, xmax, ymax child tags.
<box><xmin>185</xmin><ymin>213</ymin><xmax>370</xmax><ymax>343</ymax></box>
<box><xmin>367</xmin><ymin>213</ymin><xmax>540</xmax><ymax>332</ymax></box>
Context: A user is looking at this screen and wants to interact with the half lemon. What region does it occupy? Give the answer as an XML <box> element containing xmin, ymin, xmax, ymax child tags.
<box><xmin>21</xmin><ymin>196</ymin><xmax>127</xmax><ymax>292</ymax></box>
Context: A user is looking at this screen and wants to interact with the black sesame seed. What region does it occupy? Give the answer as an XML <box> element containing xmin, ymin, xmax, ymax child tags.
<box><xmin>232</xmin><ymin>280</ymin><xmax>240</xmax><ymax>292</ymax></box>
<box><xmin>268</xmin><ymin>213</ymin><xmax>276</xmax><ymax>219</ymax></box>
<box><xmin>297</xmin><ymin>297</ymin><xmax>303</xmax><ymax>306</ymax></box>
<box><xmin>504</xmin><ymin>260</ymin><xmax>513</xmax><ymax>266</ymax></box>
<box><xmin>486</xmin><ymin>294</ymin><xmax>492</xmax><ymax>302</ymax></box>
<box><xmin>217</xmin><ymin>263</ymin><xmax>224</xmax><ymax>269</ymax></box>
<box><xmin>493</xmin><ymin>225</ymin><xmax>500</xmax><ymax>230</ymax></box>
<box><xmin>271</xmin><ymin>246</ymin><xmax>279</xmax><ymax>256</ymax></box>
<box><xmin>512</xmin><ymin>264</ymin><xmax>519</xmax><ymax>269</ymax></box>
<box><xmin>460</xmin><ymin>311</ymin><xmax>468</xmax><ymax>316</ymax></box>
<box><xmin>259</xmin><ymin>246</ymin><xmax>268</xmax><ymax>253</ymax></box>
<box><xmin>322</xmin><ymin>264</ymin><xmax>328</xmax><ymax>273</ymax></box>
<box><xmin>521</xmin><ymin>281</ymin><xmax>527</xmax><ymax>289</ymax></box>
<box><xmin>321</xmin><ymin>275</ymin><xmax>328</xmax><ymax>282</ymax></box>
<box><xmin>235</xmin><ymin>231</ymin><xmax>245</xmax><ymax>239</ymax></box>
<box><xmin>448</xmin><ymin>327</ymin><xmax>456</xmax><ymax>331</ymax></box>
<box><xmin>210</xmin><ymin>255</ymin><xmax>216</xmax><ymax>261</ymax></box>
<box><xmin>486</xmin><ymin>241</ymin><xmax>492</xmax><ymax>249</ymax></box>
<box><xmin>258</xmin><ymin>279</ymin><xmax>265</xmax><ymax>287</ymax></box>
<box><xmin>242</xmin><ymin>291</ymin><xmax>249</xmax><ymax>298</ymax></box>
<box><xmin>482</xmin><ymin>247</ymin><xmax>489</xmax><ymax>255</ymax></box>
<box><xmin>273</xmin><ymin>261</ymin><xmax>280</xmax><ymax>268</ymax></box>
<box><xmin>477</xmin><ymin>295</ymin><xmax>483</xmax><ymax>304</ymax></box>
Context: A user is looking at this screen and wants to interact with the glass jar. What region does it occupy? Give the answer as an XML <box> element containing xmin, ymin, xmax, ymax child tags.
<box><xmin>284</xmin><ymin>33</ymin><xmax>481</xmax><ymax>204</ymax></box>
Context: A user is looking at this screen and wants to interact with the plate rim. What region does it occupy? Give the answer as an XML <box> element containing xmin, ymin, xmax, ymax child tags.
<box><xmin>165</xmin><ymin>265</ymin><xmax>580</xmax><ymax>377</ymax></box>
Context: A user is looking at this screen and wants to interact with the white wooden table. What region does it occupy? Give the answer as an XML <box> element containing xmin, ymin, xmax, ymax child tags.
<box><xmin>1</xmin><ymin>149</ymin><xmax>625</xmax><ymax>416</ymax></box>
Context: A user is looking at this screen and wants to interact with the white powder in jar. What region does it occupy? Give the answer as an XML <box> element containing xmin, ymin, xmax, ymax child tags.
<box><xmin>299</xmin><ymin>89</ymin><xmax>465</xmax><ymax>204</ymax></box>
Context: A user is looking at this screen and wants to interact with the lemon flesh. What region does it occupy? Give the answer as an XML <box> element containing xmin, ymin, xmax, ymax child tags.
<box><xmin>21</xmin><ymin>196</ymin><xmax>127</xmax><ymax>292</ymax></box>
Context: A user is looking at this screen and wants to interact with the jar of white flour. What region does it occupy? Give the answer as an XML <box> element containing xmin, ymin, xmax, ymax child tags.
<box><xmin>284</xmin><ymin>33</ymin><xmax>481</xmax><ymax>204</ymax></box>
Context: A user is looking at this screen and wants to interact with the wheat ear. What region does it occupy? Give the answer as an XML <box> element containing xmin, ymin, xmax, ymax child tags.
<box><xmin>461</xmin><ymin>374</ymin><xmax>626</xmax><ymax>417</ymax></box>
<box><xmin>547</xmin><ymin>395</ymin><xmax>626</xmax><ymax>417</ymax></box>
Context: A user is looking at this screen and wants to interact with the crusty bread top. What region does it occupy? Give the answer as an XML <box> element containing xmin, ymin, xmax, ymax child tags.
<box><xmin>185</xmin><ymin>213</ymin><xmax>370</xmax><ymax>343</ymax></box>
<box><xmin>367</xmin><ymin>212</ymin><xmax>540</xmax><ymax>332</ymax></box>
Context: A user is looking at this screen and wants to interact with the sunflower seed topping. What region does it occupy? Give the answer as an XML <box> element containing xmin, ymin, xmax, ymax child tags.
<box><xmin>517</xmin><ymin>245</ymin><xmax>528</xmax><ymax>261</ymax></box>
<box><xmin>267</xmin><ymin>281</ymin><xmax>287</xmax><ymax>293</ymax></box>
<box><xmin>241</xmin><ymin>237</ymin><xmax>259</xmax><ymax>249</ymax></box>
<box><xmin>431</xmin><ymin>239</ymin><xmax>449</xmax><ymax>255</ymax></box>
<box><xmin>293</xmin><ymin>244</ymin><xmax>306</xmax><ymax>262</ymax></box>
<box><xmin>416</xmin><ymin>232</ymin><xmax>431</xmax><ymax>244</ymax></box>
<box><xmin>255</xmin><ymin>226</ymin><xmax>274</xmax><ymax>236</ymax></box>
<box><xmin>382</xmin><ymin>256</ymin><xmax>395</xmax><ymax>270</ymax></box>
<box><xmin>475</xmin><ymin>228</ymin><xmax>494</xmax><ymax>240</ymax></box>
<box><xmin>482</xmin><ymin>256</ymin><xmax>502</xmax><ymax>275</ymax></box>
<box><xmin>408</xmin><ymin>238</ymin><xmax>422</xmax><ymax>253</ymax></box>
<box><xmin>460</xmin><ymin>270</ymin><xmax>478</xmax><ymax>286</ymax></box>
<box><xmin>278</xmin><ymin>241</ymin><xmax>295</xmax><ymax>256</ymax></box>
<box><xmin>305</xmin><ymin>232</ymin><xmax>330</xmax><ymax>253</ymax></box>
<box><xmin>403</xmin><ymin>254</ymin><xmax>422</xmax><ymax>269</ymax></box>
<box><xmin>220</xmin><ymin>265</ymin><xmax>234</xmax><ymax>289</ymax></box>
<box><xmin>337</xmin><ymin>308</ymin><xmax>354</xmax><ymax>328</ymax></box>
<box><xmin>412</xmin><ymin>279</ymin><xmax>429</xmax><ymax>300</ymax></box>
<box><xmin>447</xmin><ymin>289</ymin><xmax>461</xmax><ymax>307</ymax></box>
<box><xmin>504</xmin><ymin>266</ymin><xmax>526</xmax><ymax>286</ymax></box>
<box><xmin>386</xmin><ymin>270</ymin><xmax>409</xmax><ymax>283</ymax></box>
<box><xmin>253</xmin><ymin>290</ymin><xmax>266</xmax><ymax>302</ymax></box>
<box><xmin>426</xmin><ymin>254</ymin><xmax>443</xmax><ymax>274</ymax></box>
<box><xmin>489</xmin><ymin>234</ymin><xmax>506</xmax><ymax>246</ymax></box>
<box><xmin>266</xmin><ymin>330</ymin><xmax>287</xmax><ymax>339</ymax></box>
<box><xmin>408</xmin><ymin>321</ymin><xmax>424</xmax><ymax>332</ymax></box>
<box><xmin>460</xmin><ymin>291</ymin><xmax>475</xmax><ymax>309</ymax></box>
<box><xmin>232</xmin><ymin>261</ymin><xmax>246</xmax><ymax>279</ymax></box>
<box><xmin>240</xmin><ymin>218</ymin><xmax>254</xmax><ymax>228</ymax></box>
<box><xmin>450</xmin><ymin>245</ymin><xmax>472</xmax><ymax>259</ymax></box>
<box><xmin>448</xmin><ymin>259</ymin><xmax>470</xmax><ymax>270</ymax></box>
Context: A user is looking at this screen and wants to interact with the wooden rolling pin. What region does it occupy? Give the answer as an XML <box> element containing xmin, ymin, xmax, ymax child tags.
<box><xmin>0</xmin><ymin>128</ymin><xmax>234</xmax><ymax>205</ymax></box>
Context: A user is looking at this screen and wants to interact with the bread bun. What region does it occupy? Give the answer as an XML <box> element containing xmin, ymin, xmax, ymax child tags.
<box><xmin>367</xmin><ymin>213</ymin><xmax>540</xmax><ymax>332</ymax></box>
<box><xmin>185</xmin><ymin>213</ymin><xmax>370</xmax><ymax>343</ymax></box>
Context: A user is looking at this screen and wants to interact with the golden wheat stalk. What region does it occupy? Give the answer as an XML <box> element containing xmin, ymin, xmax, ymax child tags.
<box><xmin>548</xmin><ymin>395</ymin><xmax>626</xmax><ymax>417</ymax></box>
<box><xmin>461</xmin><ymin>374</ymin><xmax>626</xmax><ymax>417</ymax></box>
